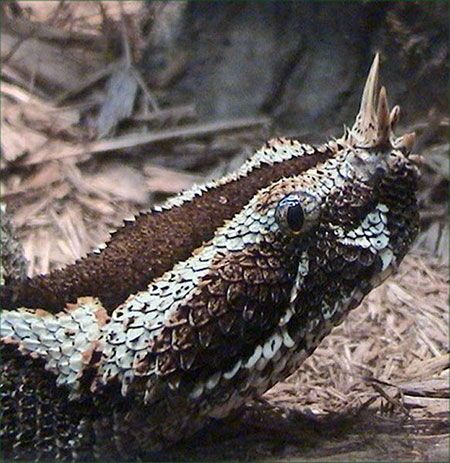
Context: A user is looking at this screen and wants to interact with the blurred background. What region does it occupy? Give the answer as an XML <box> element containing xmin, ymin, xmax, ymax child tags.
<box><xmin>1</xmin><ymin>1</ymin><xmax>447</xmax><ymax>270</ymax></box>
<box><xmin>1</xmin><ymin>2</ymin><xmax>448</xmax><ymax>460</ymax></box>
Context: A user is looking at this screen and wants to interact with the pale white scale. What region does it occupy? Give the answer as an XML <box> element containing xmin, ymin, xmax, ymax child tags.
<box><xmin>162</xmin><ymin>138</ymin><xmax>313</xmax><ymax>210</ymax></box>
<box><xmin>1</xmin><ymin>141</ymin><xmax>376</xmax><ymax>408</ymax></box>
<box><xmin>0</xmin><ymin>143</ymin><xmax>353</xmax><ymax>401</ymax></box>
<box><xmin>98</xmin><ymin>150</ymin><xmax>354</xmax><ymax>394</ymax></box>
<box><xmin>98</xmin><ymin>179</ymin><xmax>289</xmax><ymax>391</ymax></box>
<box><xmin>200</xmin><ymin>273</ymin><xmax>379</xmax><ymax>421</ymax></box>
<box><xmin>333</xmin><ymin>203</ymin><xmax>391</xmax><ymax>253</ymax></box>
<box><xmin>0</xmin><ymin>298</ymin><xmax>107</xmax><ymax>399</ymax></box>
<box><xmin>184</xmin><ymin>187</ymin><xmax>396</xmax><ymax>414</ymax></box>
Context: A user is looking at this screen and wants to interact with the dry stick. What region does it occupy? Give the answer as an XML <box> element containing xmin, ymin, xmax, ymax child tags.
<box><xmin>131</xmin><ymin>67</ymin><xmax>160</xmax><ymax>111</ymax></box>
<box><xmin>1</xmin><ymin>65</ymin><xmax>50</xmax><ymax>100</ymax></box>
<box><xmin>1</xmin><ymin>81</ymin><xmax>48</xmax><ymax>107</ymax></box>
<box><xmin>368</xmin><ymin>381</ymin><xmax>412</xmax><ymax>419</ymax></box>
<box><xmin>17</xmin><ymin>116</ymin><xmax>271</xmax><ymax>168</ymax></box>
<box><xmin>0</xmin><ymin>180</ymin><xmax>61</xmax><ymax>199</ymax></box>
<box><xmin>1</xmin><ymin>33</ymin><xmax>29</xmax><ymax>65</ymax></box>
<box><xmin>1</xmin><ymin>81</ymin><xmax>91</xmax><ymax>114</ymax></box>
<box><xmin>119</xmin><ymin>6</ymin><xmax>160</xmax><ymax>112</ymax></box>
<box><xmin>119</xmin><ymin>3</ymin><xmax>132</xmax><ymax>67</ymax></box>
<box><xmin>132</xmin><ymin>104</ymin><xmax>196</xmax><ymax>122</ymax></box>
<box><xmin>54</xmin><ymin>59</ymin><xmax>125</xmax><ymax>106</ymax></box>
<box><xmin>3</xmin><ymin>15</ymin><xmax>102</xmax><ymax>47</ymax></box>
<box><xmin>398</xmin><ymin>379</ymin><xmax>450</xmax><ymax>399</ymax></box>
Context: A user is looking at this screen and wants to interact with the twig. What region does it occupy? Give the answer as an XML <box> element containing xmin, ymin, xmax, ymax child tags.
<box><xmin>1</xmin><ymin>65</ymin><xmax>50</xmax><ymax>99</ymax></box>
<box><xmin>130</xmin><ymin>67</ymin><xmax>160</xmax><ymax>111</ymax></box>
<box><xmin>1</xmin><ymin>81</ymin><xmax>47</xmax><ymax>106</ymax></box>
<box><xmin>3</xmin><ymin>15</ymin><xmax>102</xmax><ymax>48</ymax></box>
<box><xmin>132</xmin><ymin>104</ymin><xmax>196</xmax><ymax>122</ymax></box>
<box><xmin>13</xmin><ymin>116</ymin><xmax>271</xmax><ymax>168</ymax></box>
<box><xmin>119</xmin><ymin>3</ymin><xmax>132</xmax><ymax>67</ymax></box>
<box><xmin>368</xmin><ymin>381</ymin><xmax>412</xmax><ymax>420</ymax></box>
<box><xmin>54</xmin><ymin>59</ymin><xmax>125</xmax><ymax>106</ymax></box>
<box><xmin>1</xmin><ymin>33</ymin><xmax>29</xmax><ymax>65</ymax></box>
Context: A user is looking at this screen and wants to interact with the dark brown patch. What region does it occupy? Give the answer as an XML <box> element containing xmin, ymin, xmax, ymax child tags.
<box><xmin>148</xmin><ymin>240</ymin><xmax>298</xmax><ymax>391</ymax></box>
<box><xmin>0</xmin><ymin>344</ymin><xmax>97</xmax><ymax>460</ymax></box>
<box><xmin>2</xmin><ymin>146</ymin><xmax>330</xmax><ymax>312</ymax></box>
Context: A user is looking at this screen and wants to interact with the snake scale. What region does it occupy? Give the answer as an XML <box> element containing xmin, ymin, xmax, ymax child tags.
<box><xmin>0</xmin><ymin>55</ymin><xmax>420</xmax><ymax>461</ymax></box>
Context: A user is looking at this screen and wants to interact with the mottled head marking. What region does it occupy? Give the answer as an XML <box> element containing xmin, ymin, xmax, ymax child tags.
<box><xmin>0</xmin><ymin>55</ymin><xmax>421</xmax><ymax>458</ymax></box>
<box><xmin>91</xmin><ymin>55</ymin><xmax>420</xmax><ymax>406</ymax></box>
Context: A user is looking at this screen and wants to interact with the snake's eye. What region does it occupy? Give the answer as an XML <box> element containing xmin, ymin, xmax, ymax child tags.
<box><xmin>276</xmin><ymin>195</ymin><xmax>305</xmax><ymax>233</ymax></box>
<box><xmin>285</xmin><ymin>202</ymin><xmax>304</xmax><ymax>232</ymax></box>
<box><xmin>275</xmin><ymin>192</ymin><xmax>320</xmax><ymax>234</ymax></box>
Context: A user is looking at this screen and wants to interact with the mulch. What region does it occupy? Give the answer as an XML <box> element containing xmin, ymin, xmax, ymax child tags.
<box><xmin>1</xmin><ymin>3</ymin><xmax>448</xmax><ymax>461</ymax></box>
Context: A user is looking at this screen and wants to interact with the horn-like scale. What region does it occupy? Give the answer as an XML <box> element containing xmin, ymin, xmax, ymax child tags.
<box><xmin>0</xmin><ymin>56</ymin><xmax>420</xmax><ymax>460</ymax></box>
<box><xmin>343</xmin><ymin>53</ymin><xmax>416</xmax><ymax>151</ymax></box>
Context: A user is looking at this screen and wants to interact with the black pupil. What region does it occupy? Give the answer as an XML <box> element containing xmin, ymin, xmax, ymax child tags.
<box><xmin>286</xmin><ymin>203</ymin><xmax>304</xmax><ymax>231</ymax></box>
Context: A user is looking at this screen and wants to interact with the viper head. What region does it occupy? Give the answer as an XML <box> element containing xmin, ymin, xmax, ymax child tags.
<box><xmin>0</xmin><ymin>55</ymin><xmax>422</xmax><ymax>409</ymax></box>
<box><xmin>263</xmin><ymin>54</ymin><xmax>421</xmax><ymax>340</ymax></box>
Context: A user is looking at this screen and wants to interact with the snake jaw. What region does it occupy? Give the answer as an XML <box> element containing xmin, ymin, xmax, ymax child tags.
<box><xmin>0</xmin><ymin>53</ymin><xmax>422</xmax><ymax>459</ymax></box>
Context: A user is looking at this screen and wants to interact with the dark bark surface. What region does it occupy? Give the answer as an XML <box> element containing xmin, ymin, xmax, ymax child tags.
<box><xmin>142</xmin><ymin>1</ymin><xmax>448</xmax><ymax>135</ymax></box>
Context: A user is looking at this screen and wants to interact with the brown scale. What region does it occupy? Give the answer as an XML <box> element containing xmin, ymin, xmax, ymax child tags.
<box><xmin>287</xmin><ymin>159</ymin><xmax>420</xmax><ymax>356</ymax></box>
<box><xmin>0</xmin><ymin>345</ymin><xmax>186</xmax><ymax>461</ymax></box>
<box><xmin>0</xmin><ymin>346</ymin><xmax>97</xmax><ymax>461</ymax></box>
<box><xmin>145</xmin><ymin>239</ymin><xmax>297</xmax><ymax>391</ymax></box>
<box><xmin>0</xmin><ymin>56</ymin><xmax>424</xmax><ymax>460</ymax></box>
<box><xmin>324</xmin><ymin>180</ymin><xmax>377</xmax><ymax>228</ymax></box>
<box><xmin>377</xmin><ymin>159</ymin><xmax>420</xmax><ymax>259</ymax></box>
<box><xmin>286</xmin><ymin>182</ymin><xmax>381</xmax><ymax>339</ymax></box>
<box><xmin>1</xmin><ymin>148</ymin><xmax>330</xmax><ymax>313</ymax></box>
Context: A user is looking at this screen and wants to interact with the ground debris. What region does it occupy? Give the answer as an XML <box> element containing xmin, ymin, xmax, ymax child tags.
<box><xmin>0</xmin><ymin>3</ymin><xmax>447</xmax><ymax>461</ymax></box>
